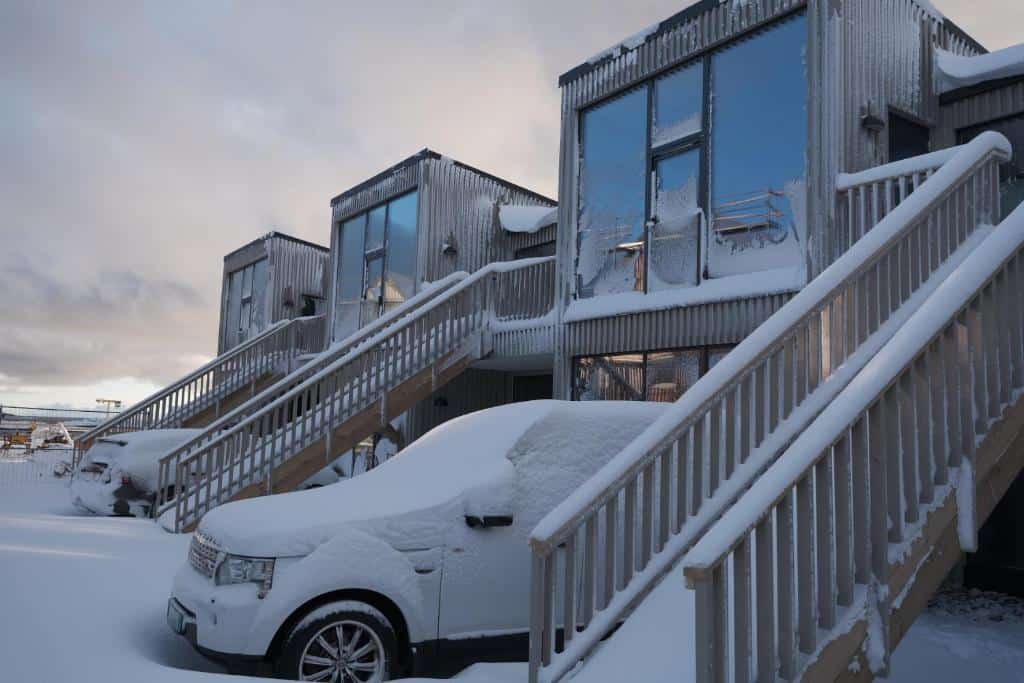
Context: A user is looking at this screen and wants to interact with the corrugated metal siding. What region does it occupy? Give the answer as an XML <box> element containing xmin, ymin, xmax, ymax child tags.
<box><xmin>265</xmin><ymin>235</ymin><xmax>330</xmax><ymax>324</ymax></box>
<box><xmin>418</xmin><ymin>157</ymin><xmax>556</xmax><ymax>281</ymax></box>
<box><xmin>326</xmin><ymin>157</ymin><xmax>554</xmax><ymax>342</ymax></box>
<box><xmin>562</xmin><ymin>0</ymin><xmax>807</xmax><ymax>112</ymax></box>
<box><xmin>810</xmin><ymin>0</ymin><xmax>984</xmax><ymax>274</ymax></box>
<box><xmin>939</xmin><ymin>81</ymin><xmax>1024</xmax><ymax>143</ymax></box>
<box><xmin>552</xmin><ymin>0</ymin><xmax>809</xmax><ymax>398</ymax></box>
<box><xmin>564</xmin><ymin>293</ymin><xmax>793</xmax><ymax>358</ymax></box>
<box><xmin>550</xmin><ymin>0</ymin><xmax>979</xmax><ymax>397</ymax></box>
<box><xmin>500</xmin><ymin>223</ymin><xmax>557</xmax><ymax>257</ymax></box>
<box><xmin>331</xmin><ymin>163</ymin><xmax>422</xmax><ymax>223</ymax></box>
<box><xmin>217</xmin><ymin>235</ymin><xmax>328</xmax><ymax>353</ymax></box>
<box><xmin>404</xmin><ymin>369</ymin><xmax>513</xmax><ymax>444</ymax></box>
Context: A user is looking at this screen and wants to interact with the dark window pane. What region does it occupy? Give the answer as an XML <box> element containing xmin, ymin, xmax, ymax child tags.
<box><xmin>573</xmin><ymin>354</ymin><xmax>645</xmax><ymax>401</ymax></box>
<box><xmin>577</xmin><ymin>88</ymin><xmax>648</xmax><ymax>298</ymax></box>
<box><xmin>707</xmin><ymin>345</ymin><xmax>735</xmax><ymax>370</ymax></box>
<box><xmin>385</xmin><ymin>191</ymin><xmax>418</xmax><ymax>305</ymax></box>
<box><xmin>652</xmin><ymin>61</ymin><xmax>704</xmax><ymax>147</ymax></box>
<box><xmin>709</xmin><ymin>15</ymin><xmax>808</xmax><ymax>278</ymax></box>
<box><xmin>645</xmin><ymin>350</ymin><xmax>702</xmax><ymax>402</ymax></box>
<box><xmin>649</xmin><ymin>148</ymin><xmax>702</xmax><ymax>290</ymax></box>
<box><xmin>515</xmin><ymin>241</ymin><xmax>556</xmax><ymax>259</ymax></box>
<box><xmin>366</xmin><ymin>205</ymin><xmax>387</xmax><ymax>253</ymax></box>
<box><xmin>889</xmin><ymin>112</ymin><xmax>930</xmax><ymax>162</ymax></box>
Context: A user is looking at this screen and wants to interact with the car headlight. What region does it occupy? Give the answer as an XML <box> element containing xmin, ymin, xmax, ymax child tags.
<box><xmin>215</xmin><ymin>555</ymin><xmax>275</xmax><ymax>594</ymax></box>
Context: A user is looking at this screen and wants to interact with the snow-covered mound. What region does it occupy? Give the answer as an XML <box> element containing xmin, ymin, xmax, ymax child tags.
<box><xmin>199</xmin><ymin>400</ymin><xmax>667</xmax><ymax>557</ymax></box>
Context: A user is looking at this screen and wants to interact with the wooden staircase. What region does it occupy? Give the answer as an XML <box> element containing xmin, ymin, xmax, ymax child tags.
<box><xmin>155</xmin><ymin>257</ymin><xmax>556</xmax><ymax>532</ymax></box>
<box><xmin>526</xmin><ymin>133</ymin><xmax>1015</xmax><ymax>683</ymax></box>
<box><xmin>74</xmin><ymin>315</ymin><xmax>326</xmax><ymax>458</ymax></box>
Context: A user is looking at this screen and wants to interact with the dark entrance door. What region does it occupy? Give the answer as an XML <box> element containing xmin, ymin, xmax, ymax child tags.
<box><xmin>513</xmin><ymin>374</ymin><xmax>553</xmax><ymax>403</ymax></box>
<box><xmin>888</xmin><ymin>111</ymin><xmax>930</xmax><ymax>162</ymax></box>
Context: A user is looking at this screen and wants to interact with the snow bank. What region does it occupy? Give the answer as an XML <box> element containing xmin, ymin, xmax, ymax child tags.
<box><xmin>937</xmin><ymin>42</ymin><xmax>1024</xmax><ymax>94</ymax></box>
<box><xmin>563</xmin><ymin>266</ymin><xmax>806</xmax><ymax>324</ymax></box>
<box><xmin>498</xmin><ymin>204</ymin><xmax>557</xmax><ymax>234</ymax></box>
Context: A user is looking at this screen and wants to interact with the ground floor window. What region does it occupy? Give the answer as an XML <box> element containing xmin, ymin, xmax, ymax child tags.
<box><xmin>573</xmin><ymin>344</ymin><xmax>735</xmax><ymax>402</ymax></box>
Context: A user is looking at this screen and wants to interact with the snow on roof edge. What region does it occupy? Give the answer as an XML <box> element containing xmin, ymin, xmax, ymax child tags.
<box><xmin>499</xmin><ymin>204</ymin><xmax>558</xmax><ymax>234</ymax></box>
<box><xmin>937</xmin><ymin>42</ymin><xmax>1024</xmax><ymax>95</ymax></box>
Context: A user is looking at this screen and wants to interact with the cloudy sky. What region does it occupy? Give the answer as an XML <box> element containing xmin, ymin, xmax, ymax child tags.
<box><xmin>1</xmin><ymin>0</ymin><xmax>1020</xmax><ymax>410</ymax></box>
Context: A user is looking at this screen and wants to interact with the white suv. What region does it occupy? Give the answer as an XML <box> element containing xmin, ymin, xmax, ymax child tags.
<box><xmin>167</xmin><ymin>400</ymin><xmax>665</xmax><ymax>680</ymax></box>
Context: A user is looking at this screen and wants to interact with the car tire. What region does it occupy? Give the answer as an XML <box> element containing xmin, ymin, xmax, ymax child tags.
<box><xmin>275</xmin><ymin>600</ymin><xmax>399</xmax><ymax>682</ymax></box>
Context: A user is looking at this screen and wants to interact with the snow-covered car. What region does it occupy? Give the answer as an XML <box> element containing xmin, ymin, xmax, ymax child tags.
<box><xmin>71</xmin><ymin>429</ymin><xmax>203</xmax><ymax>517</ymax></box>
<box><xmin>167</xmin><ymin>400</ymin><xmax>668</xmax><ymax>680</ymax></box>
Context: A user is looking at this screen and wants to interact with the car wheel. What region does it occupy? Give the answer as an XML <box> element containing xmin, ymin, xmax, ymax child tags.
<box><xmin>275</xmin><ymin>601</ymin><xmax>399</xmax><ymax>682</ymax></box>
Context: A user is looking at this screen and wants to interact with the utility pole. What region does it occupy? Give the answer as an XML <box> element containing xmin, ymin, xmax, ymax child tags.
<box><xmin>95</xmin><ymin>398</ymin><xmax>122</xmax><ymax>417</ymax></box>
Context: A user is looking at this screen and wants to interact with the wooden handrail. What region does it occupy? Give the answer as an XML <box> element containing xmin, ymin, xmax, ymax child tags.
<box><xmin>526</xmin><ymin>133</ymin><xmax>1009</xmax><ymax>683</ymax></box>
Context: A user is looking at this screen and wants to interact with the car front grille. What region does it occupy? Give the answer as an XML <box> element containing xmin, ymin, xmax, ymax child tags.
<box><xmin>189</xmin><ymin>531</ymin><xmax>222</xmax><ymax>579</ymax></box>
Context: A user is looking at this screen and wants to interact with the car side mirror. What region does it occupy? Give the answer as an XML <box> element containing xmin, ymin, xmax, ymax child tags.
<box><xmin>465</xmin><ymin>515</ymin><xmax>514</xmax><ymax>529</ymax></box>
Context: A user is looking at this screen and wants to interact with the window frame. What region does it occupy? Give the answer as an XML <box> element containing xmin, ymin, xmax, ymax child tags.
<box><xmin>573</xmin><ymin>10</ymin><xmax>808</xmax><ymax>299</ymax></box>
<box><xmin>332</xmin><ymin>188</ymin><xmax>420</xmax><ymax>330</ymax></box>
<box><xmin>571</xmin><ymin>343</ymin><xmax>734</xmax><ymax>402</ymax></box>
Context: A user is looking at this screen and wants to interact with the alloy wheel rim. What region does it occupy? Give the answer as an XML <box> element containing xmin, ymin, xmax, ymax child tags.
<box><xmin>298</xmin><ymin>619</ymin><xmax>385</xmax><ymax>682</ymax></box>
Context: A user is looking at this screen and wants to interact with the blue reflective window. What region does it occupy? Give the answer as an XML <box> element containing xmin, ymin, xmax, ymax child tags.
<box><xmin>333</xmin><ymin>215</ymin><xmax>366</xmax><ymax>341</ymax></box>
<box><xmin>709</xmin><ymin>15</ymin><xmax>807</xmax><ymax>278</ymax></box>
<box><xmin>652</xmin><ymin>62</ymin><xmax>703</xmax><ymax>147</ymax></box>
<box><xmin>365</xmin><ymin>205</ymin><xmax>387</xmax><ymax>253</ymax></box>
<box><xmin>385</xmin><ymin>191</ymin><xmax>418</xmax><ymax>306</ymax></box>
<box><xmin>333</xmin><ymin>190</ymin><xmax>420</xmax><ymax>339</ymax></box>
<box><xmin>577</xmin><ymin>88</ymin><xmax>649</xmax><ymax>298</ymax></box>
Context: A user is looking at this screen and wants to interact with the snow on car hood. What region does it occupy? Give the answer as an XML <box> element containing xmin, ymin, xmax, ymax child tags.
<box><xmin>83</xmin><ymin>429</ymin><xmax>203</xmax><ymax>492</ymax></box>
<box><xmin>198</xmin><ymin>400</ymin><xmax>668</xmax><ymax>557</ymax></box>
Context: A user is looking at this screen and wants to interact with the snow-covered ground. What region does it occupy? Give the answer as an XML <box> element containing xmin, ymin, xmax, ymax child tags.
<box><xmin>1</xmin><ymin>464</ymin><xmax>1021</xmax><ymax>683</ymax></box>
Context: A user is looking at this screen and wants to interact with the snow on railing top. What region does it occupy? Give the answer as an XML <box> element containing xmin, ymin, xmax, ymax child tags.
<box><xmin>157</xmin><ymin>271</ymin><xmax>468</xmax><ymax>463</ymax></box>
<box><xmin>837</xmin><ymin>145</ymin><xmax>969</xmax><ymax>191</ymax></box>
<box><xmin>77</xmin><ymin>316</ymin><xmax>297</xmax><ymax>444</ymax></box>
<box><xmin>682</xmin><ymin>206</ymin><xmax>1024</xmax><ymax>576</ymax></box>
<box><xmin>159</xmin><ymin>256</ymin><xmax>555</xmax><ymax>485</ymax></box>
<box><xmin>530</xmin><ymin>132</ymin><xmax>1011</xmax><ymax>548</ymax></box>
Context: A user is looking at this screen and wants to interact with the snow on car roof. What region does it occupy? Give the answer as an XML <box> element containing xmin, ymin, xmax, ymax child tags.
<box><xmin>199</xmin><ymin>400</ymin><xmax>667</xmax><ymax>556</ymax></box>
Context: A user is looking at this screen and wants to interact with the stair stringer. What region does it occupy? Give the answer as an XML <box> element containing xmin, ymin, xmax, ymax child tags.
<box><xmin>807</xmin><ymin>391</ymin><xmax>1024</xmax><ymax>683</ymax></box>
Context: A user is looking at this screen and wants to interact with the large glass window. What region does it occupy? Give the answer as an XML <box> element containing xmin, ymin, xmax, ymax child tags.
<box><xmin>574</xmin><ymin>13</ymin><xmax>807</xmax><ymax>299</ymax></box>
<box><xmin>332</xmin><ymin>191</ymin><xmax>419</xmax><ymax>342</ymax></box>
<box><xmin>652</xmin><ymin>62</ymin><xmax>704</xmax><ymax>148</ymax></box>
<box><xmin>573</xmin><ymin>345</ymin><xmax>733</xmax><ymax>402</ymax></box>
<box><xmin>577</xmin><ymin>88</ymin><xmax>648</xmax><ymax>298</ymax></box>
<box><xmin>708</xmin><ymin>15</ymin><xmax>807</xmax><ymax>278</ymax></box>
